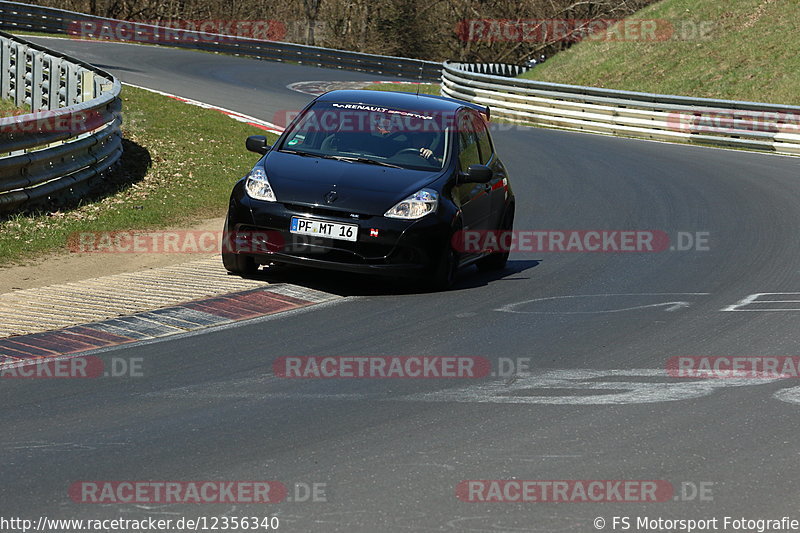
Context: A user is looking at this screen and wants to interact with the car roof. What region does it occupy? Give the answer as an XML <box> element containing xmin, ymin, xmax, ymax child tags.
<box><xmin>315</xmin><ymin>89</ymin><xmax>485</xmax><ymax>116</ymax></box>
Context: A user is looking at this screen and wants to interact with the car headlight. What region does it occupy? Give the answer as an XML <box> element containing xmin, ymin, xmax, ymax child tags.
<box><xmin>384</xmin><ymin>188</ymin><xmax>438</xmax><ymax>219</ymax></box>
<box><xmin>244</xmin><ymin>166</ymin><xmax>276</xmax><ymax>202</ymax></box>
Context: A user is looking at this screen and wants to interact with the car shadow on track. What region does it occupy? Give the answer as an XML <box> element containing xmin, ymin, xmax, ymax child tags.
<box><xmin>239</xmin><ymin>259</ymin><xmax>542</xmax><ymax>297</ymax></box>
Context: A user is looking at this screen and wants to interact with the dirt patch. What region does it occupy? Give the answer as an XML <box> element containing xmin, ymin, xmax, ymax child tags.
<box><xmin>0</xmin><ymin>217</ymin><xmax>225</xmax><ymax>294</ymax></box>
<box><xmin>741</xmin><ymin>0</ymin><xmax>777</xmax><ymax>30</ymax></box>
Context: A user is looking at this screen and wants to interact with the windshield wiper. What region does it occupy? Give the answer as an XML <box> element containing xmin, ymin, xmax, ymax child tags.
<box><xmin>328</xmin><ymin>156</ymin><xmax>403</xmax><ymax>169</ymax></box>
<box><xmin>279</xmin><ymin>149</ymin><xmax>325</xmax><ymax>158</ymax></box>
<box><xmin>281</xmin><ymin>151</ymin><xmax>403</xmax><ymax>169</ymax></box>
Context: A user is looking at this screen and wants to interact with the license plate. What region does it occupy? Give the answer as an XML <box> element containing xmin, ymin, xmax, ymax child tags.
<box><xmin>290</xmin><ymin>217</ymin><xmax>358</xmax><ymax>242</ymax></box>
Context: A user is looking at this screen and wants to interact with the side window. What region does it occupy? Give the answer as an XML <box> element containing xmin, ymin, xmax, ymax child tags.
<box><xmin>458</xmin><ymin>113</ymin><xmax>481</xmax><ymax>171</ymax></box>
<box><xmin>474</xmin><ymin>116</ymin><xmax>493</xmax><ymax>164</ymax></box>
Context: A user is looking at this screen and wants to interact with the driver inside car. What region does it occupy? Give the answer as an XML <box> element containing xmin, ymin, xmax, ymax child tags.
<box><xmin>368</xmin><ymin>116</ymin><xmax>406</xmax><ymax>157</ymax></box>
<box><xmin>375</xmin><ymin>114</ymin><xmax>444</xmax><ymax>165</ymax></box>
<box><xmin>407</xmin><ymin>131</ymin><xmax>442</xmax><ymax>164</ymax></box>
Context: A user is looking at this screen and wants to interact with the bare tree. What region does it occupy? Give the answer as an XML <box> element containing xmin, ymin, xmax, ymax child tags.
<box><xmin>23</xmin><ymin>0</ymin><xmax>659</xmax><ymax>63</ymax></box>
<box><xmin>303</xmin><ymin>0</ymin><xmax>323</xmax><ymax>45</ymax></box>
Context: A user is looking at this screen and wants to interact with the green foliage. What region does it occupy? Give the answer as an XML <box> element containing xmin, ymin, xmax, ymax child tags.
<box><xmin>521</xmin><ymin>0</ymin><xmax>800</xmax><ymax>104</ymax></box>
<box><xmin>0</xmin><ymin>86</ymin><xmax>277</xmax><ymax>264</ymax></box>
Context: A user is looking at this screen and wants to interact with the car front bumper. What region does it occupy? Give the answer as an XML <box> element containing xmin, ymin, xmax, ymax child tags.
<box><xmin>226</xmin><ymin>186</ymin><xmax>453</xmax><ymax>278</ymax></box>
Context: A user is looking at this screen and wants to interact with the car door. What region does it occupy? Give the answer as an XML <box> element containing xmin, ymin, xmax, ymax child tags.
<box><xmin>474</xmin><ymin>114</ymin><xmax>509</xmax><ymax>229</ymax></box>
<box><xmin>452</xmin><ymin>111</ymin><xmax>493</xmax><ymax>238</ymax></box>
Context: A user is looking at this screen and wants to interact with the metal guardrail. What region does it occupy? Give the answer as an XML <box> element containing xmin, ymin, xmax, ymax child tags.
<box><xmin>443</xmin><ymin>62</ymin><xmax>800</xmax><ymax>156</ymax></box>
<box><xmin>0</xmin><ymin>0</ymin><xmax>442</xmax><ymax>81</ymax></box>
<box><xmin>453</xmin><ymin>63</ymin><xmax>528</xmax><ymax>77</ymax></box>
<box><xmin>1</xmin><ymin>0</ymin><xmax>795</xmax><ymax>182</ymax></box>
<box><xmin>0</xmin><ymin>30</ymin><xmax>121</xmax><ymax>212</ymax></box>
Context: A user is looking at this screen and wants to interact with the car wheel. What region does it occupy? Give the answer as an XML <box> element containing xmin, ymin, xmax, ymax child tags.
<box><xmin>476</xmin><ymin>204</ymin><xmax>514</xmax><ymax>272</ymax></box>
<box><xmin>221</xmin><ymin>219</ymin><xmax>259</xmax><ymax>276</ymax></box>
<box><xmin>222</xmin><ymin>251</ymin><xmax>258</xmax><ymax>276</ymax></box>
<box><xmin>426</xmin><ymin>243</ymin><xmax>458</xmax><ymax>292</ymax></box>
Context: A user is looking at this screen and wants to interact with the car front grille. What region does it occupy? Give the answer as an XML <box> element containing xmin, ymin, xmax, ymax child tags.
<box><xmin>282</xmin><ymin>203</ymin><xmax>375</xmax><ymax>222</ymax></box>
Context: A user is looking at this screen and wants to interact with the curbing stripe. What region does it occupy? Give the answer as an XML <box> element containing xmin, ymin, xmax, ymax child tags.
<box><xmin>0</xmin><ymin>339</ymin><xmax>60</xmax><ymax>358</ymax></box>
<box><xmin>49</xmin><ymin>331</ymin><xmax>114</xmax><ymax>350</ymax></box>
<box><xmin>0</xmin><ymin>257</ymin><xmax>273</xmax><ymax>337</ymax></box>
<box><xmin>136</xmin><ymin>310</ymin><xmax>216</xmax><ymax>329</ymax></box>
<box><xmin>11</xmin><ymin>334</ymin><xmax>69</xmax><ymax>353</ymax></box>
<box><xmin>106</xmin><ymin>316</ymin><xmax>187</xmax><ymax>337</ymax></box>
<box><xmin>0</xmin><ymin>342</ymin><xmax>33</xmax><ymax>359</ymax></box>
<box><xmin>0</xmin><ymin>286</ymin><xmax>339</xmax><ymax>364</ymax></box>
<box><xmin>185</xmin><ymin>299</ymin><xmax>272</xmax><ymax>320</ymax></box>
<box><xmin>23</xmin><ymin>332</ymin><xmax>99</xmax><ymax>353</ymax></box>
<box><xmin>248</xmin><ymin>291</ymin><xmax>311</xmax><ymax>307</ymax></box>
<box><xmin>62</xmin><ymin>325</ymin><xmax>134</xmax><ymax>344</ymax></box>
<box><xmin>89</xmin><ymin>322</ymin><xmax>156</xmax><ymax>341</ymax></box>
<box><xmin>142</xmin><ymin>307</ymin><xmax>230</xmax><ymax>327</ymax></box>
<box><xmin>263</xmin><ymin>284</ymin><xmax>335</xmax><ymax>303</ymax></box>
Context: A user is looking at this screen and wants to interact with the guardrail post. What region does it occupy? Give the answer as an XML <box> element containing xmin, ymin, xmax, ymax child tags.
<box><xmin>80</xmin><ymin>69</ymin><xmax>94</xmax><ymax>102</ymax></box>
<box><xmin>30</xmin><ymin>51</ymin><xmax>44</xmax><ymax>110</ymax></box>
<box><xmin>0</xmin><ymin>39</ymin><xmax>10</xmax><ymax>101</ymax></box>
<box><xmin>64</xmin><ymin>63</ymin><xmax>78</xmax><ymax>106</ymax></box>
<box><xmin>14</xmin><ymin>43</ymin><xmax>26</xmax><ymax>108</ymax></box>
<box><xmin>47</xmin><ymin>57</ymin><xmax>61</xmax><ymax>109</ymax></box>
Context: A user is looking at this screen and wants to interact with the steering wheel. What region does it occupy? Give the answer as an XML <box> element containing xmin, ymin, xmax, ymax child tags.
<box><xmin>395</xmin><ymin>147</ymin><xmax>426</xmax><ymax>158</ymax></box>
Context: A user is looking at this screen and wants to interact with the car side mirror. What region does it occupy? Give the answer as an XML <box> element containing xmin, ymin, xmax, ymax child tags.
<box><xmin>465</xmin><ymin>164</ymin><xmax>493</xmax><ymax>183</ymax></box>
<box><xmin>246</xmin><ymin>135</ymin><xmax>271</xmax><ymax>155</ymax></box>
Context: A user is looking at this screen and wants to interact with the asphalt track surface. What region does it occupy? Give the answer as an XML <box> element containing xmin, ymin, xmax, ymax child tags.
<box><xmin>3</xmin><ymin>38</ymin><xmax>800</xmax><ymax>532</ymax></box>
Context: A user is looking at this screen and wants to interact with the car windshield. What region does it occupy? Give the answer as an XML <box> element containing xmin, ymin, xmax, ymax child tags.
<box><xmin>277</xmin><ymin>101</ymin><xmax>450</xmax><ymax>171</ymax></box>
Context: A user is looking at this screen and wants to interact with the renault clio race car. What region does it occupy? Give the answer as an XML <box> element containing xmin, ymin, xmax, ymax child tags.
<box><xmin>222</xmin><ymin>89</ymin><xmax>514</xmax><ymax>290</ymax></box>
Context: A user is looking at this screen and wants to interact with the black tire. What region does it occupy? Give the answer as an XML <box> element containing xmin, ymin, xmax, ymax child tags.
<box><xmin>425</xmin><ymin>243</ymin><xmax>458</xmax><ymax>292</ymax></box>
<box><xmin>222</xmin><ymin>250</ymin><xmax>258</xmax><ymax>276</ymax></box>
<box><xmin>221</xmin><ymin>219</ymin><xmax>259</xmax><ymax>276</ymax></box>
<box><xmin>476</xmin><ymin>205</ymin><xmax>514</xmax><ymax>272</ymax></box>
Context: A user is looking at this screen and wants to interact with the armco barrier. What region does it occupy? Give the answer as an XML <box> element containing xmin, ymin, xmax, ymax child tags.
<box><xmin>454</xmin><ymin>62</ymin><xmax>528</xmax><ymax>77</ymax></box>
<box><xmin>442</xmin><ymin>62</ymin><xmax>800</xmax><ymax>156</ymax></box>
<box><xmin>0</xmin><ymin>0</ymin><xmax>441</xmax><ymax>80</ymax></box>
<box><xmin>0</xmin><ymin>1</ymin><xmax>795</xmax><ymax>217</ymax></box>
<box><xmin>0</xmin><ymin>30</ymin><xmax>121</xmax><ymax>211</ymax></box>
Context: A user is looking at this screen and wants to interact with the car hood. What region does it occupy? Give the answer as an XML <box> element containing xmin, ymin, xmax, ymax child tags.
<box><xmin>262</xmin><ymin>151</ymin><xmax>441</xmax><ymax>215</ymax></box>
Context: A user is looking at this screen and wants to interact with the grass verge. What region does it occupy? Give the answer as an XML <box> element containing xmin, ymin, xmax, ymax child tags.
<box><xmin>520</xmin><ymin>0</ymin><xmax>800</xmax><ymax>105</ymax></box>
<box><xmin>0</xmin><ymin>86</ymin><xmax>278</xmax><ymax>265</ymax></box>
<box><xmin>0</xmin><ymin>98</ymin><xmax>28</xmax><ymax>114</ymax></box>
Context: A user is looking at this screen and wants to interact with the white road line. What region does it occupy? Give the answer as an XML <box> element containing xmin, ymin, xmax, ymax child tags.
<box><xmin>122</xmin><ymin>82</ymin><xmax>285</xmax><ymax>134</ymax></box>
<box><xmin>496</xmin><ymin>293</ymin><xmax>711</xmax><ymax>314</ymax></box>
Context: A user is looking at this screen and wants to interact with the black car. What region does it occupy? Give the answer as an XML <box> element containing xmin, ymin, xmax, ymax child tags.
<box><xmin>222</xmin><ymin>89</ymin><xmax>515</xmax><ymax>290</ymax></box>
